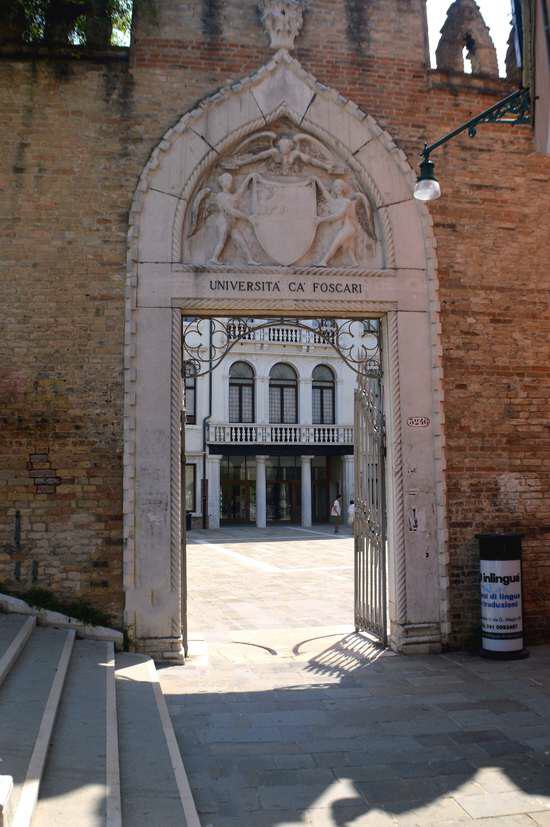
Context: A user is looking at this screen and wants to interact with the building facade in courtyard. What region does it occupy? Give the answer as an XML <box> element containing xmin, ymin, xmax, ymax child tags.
<box><xmin>1</xmin><ymin>0</ymin><xmax>550</xmax><ymax>659</ymax></box>
<box><xmin>184</xmin><ymin>317</ymin><xmax>367</xmax><ymax>529</ymax></box>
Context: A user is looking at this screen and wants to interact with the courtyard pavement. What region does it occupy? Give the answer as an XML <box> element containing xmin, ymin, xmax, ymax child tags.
<box><xmin>160</xmin><ymin>527</ymin><xmax>550</xmax><ymax>826</ymax></box>
<box><xmin>186</xmin><ymin>525</ymin><xmax>354</xmax><ymax>636</ymax></box>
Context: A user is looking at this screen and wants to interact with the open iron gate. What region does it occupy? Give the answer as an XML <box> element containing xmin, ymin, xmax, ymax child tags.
<box><xmin>354</xmin><ymin>369</ymin><xmax>387</xmax><ymax>644</ymax></box>
<box><xmin>181</xmin><ymin>313</ymin><xmax>387</xmax><ymax>654</ymax></box>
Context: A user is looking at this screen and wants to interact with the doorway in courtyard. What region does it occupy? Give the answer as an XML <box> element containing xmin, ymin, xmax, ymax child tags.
<box><xmin>219</xmin><ymin>455</ymin><xmax>343</xmax><ymax>526</ymax></box>
<box><xmin>182</xmin><ymin>314</ymin><xmax>387</xmax><ymax>647</ymax></box>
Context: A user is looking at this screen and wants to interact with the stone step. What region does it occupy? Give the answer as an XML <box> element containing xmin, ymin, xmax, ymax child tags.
<box><xmin>0</xmin><ymin>775</ymin><xmax>13</xmax><ymax>827</ymax></box>
<box><xmin>0</xmin><ymin>616</ymin><xmax>36</xmax><ymax>827</ymax></box>
<box><xmin>0</xmin><ymin>594</ymin><xmax>123</xmax><ymax>650</ymax></box>
<box><xmin>31</xmin><ymin>640</ymin><xmax>121</xmax><ymax>827</ymax></box>
<box><xmin>0</xmin><ymin>615</ymin><xmax>36</xmax><ymax>688</ymax></box>
<box><xmin>0</xmin><ymin>615</ymin><xmax>198</xmax><ymax>826</ymax></box>
<box><xmin>0</xmin><ymin>626</ymin><xmax>74</xmax><ymax>827</ymax></box>
<box><xmin>116</xmin><ymin>654</ymin><xmax>200</xmax><ymax>827</ymax></box>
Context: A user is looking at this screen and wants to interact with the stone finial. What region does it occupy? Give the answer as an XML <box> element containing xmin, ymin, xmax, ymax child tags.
<box><xmin>506</xmin><ymin>27</ymin><xmax>522</xmax><ymax>84</ymax></box>
<box><xmin>259</xmin><ymin>0</ymin><xmax>307</xmax><ymax>50</ymax></box>
<box><xmin>435</xmin><ymin>0</ymin><xmax>499</xmax><ymax>78</ymax></box>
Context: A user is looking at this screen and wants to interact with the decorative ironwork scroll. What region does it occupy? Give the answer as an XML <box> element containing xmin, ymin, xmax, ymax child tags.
<box><xmin>181</xmin><ymin>316</ymin><xmax>382</xmax><ymax>379</ymax></box>
<box><xmin>422</xmin><ymin>87</ymin><xmax>531</xmax><ymax>159</ymax></box>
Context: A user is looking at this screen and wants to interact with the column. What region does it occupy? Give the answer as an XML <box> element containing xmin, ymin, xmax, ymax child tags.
<box><xmin>299</xmin><ymin>377</ymin><xmax>312</xmax><ymax>425</ymax></box>
<box><xmin>207</xmin><ymin>454</ymin><xmax>222</xmax><ymax>529</ymax></box>
<box><xmin>301</xmin><ymin>455</ymin><xmax>313</xmax><ymax>528</ymax></box>
<box><xmin>257</xmin><ymin>377</ymin><xmax>269</xmax><ymax>424</ymax></box>
<box><xmin>342</xmin><ymin>454</ymin><xmax>354</xmax><ymax>515</ymax></box>
<box><xmin>256</xmin><ymin>455</ymin><xmax>268</xmax><ymax>528</ymax></box>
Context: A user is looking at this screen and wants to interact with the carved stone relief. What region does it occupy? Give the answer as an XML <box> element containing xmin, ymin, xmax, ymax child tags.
<box><xmin>259</xmin><ymin>0</ymin><xmax>306</xmax><ymax>50</ymax></box>
<box><xmin>184</xmin><ymin>122</ymin><xmax>380</xmax><ymax>269</ymax></box>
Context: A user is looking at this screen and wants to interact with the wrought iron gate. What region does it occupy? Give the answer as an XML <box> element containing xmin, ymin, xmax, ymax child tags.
<box><xmin>354</xmin><ymin>366</ymin><xmax>387</xmax><ymax>643</ymax></box>
<box><xmin>181</xmin><ymin>313</ymin><xmax>387</xmax><ymax>650</ymax></box>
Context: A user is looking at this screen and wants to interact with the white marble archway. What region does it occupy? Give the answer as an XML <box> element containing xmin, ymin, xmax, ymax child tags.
<box><xmin>125</xmin><ymin>50</ymin><xmax>448</xmax><ymax>661</ymax></box>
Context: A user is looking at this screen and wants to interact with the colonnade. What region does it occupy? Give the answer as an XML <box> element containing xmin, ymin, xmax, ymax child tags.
<box><xmin>205</xmin><ymin>453</ymin><xmax>355</xmax><ymax>529</ymax></box>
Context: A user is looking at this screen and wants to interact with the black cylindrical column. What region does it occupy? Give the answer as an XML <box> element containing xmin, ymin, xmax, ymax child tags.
<box><xmin>477</xmin><ymin>533</ymin><xmax>529</xmax><ymax>660</ymax></box>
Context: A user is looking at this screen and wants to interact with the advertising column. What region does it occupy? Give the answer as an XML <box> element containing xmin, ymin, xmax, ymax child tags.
<box><xmin>477</xmin><ymin>533</ymin><xmax>529</xmax><ymax>660</ymax></box>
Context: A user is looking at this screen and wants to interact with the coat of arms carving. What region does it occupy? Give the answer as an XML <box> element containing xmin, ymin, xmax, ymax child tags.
<box><xmin>184</xmin><ymin>123</ymin><xmax>378</xmax><ymax>269</ymax></box>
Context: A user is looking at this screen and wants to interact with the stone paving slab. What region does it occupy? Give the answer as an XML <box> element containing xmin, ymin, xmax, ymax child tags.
<box><xmin>187</xmin><ymin>526</ymin><xmax>354</xmax><ymax>636</ymax></box>
<box><xmin>160</xmin><ymin>625</ymin><xmax>550</xmax><ymax>826</ymax></box>
<box><xmin>163</xmin><ymin>528</ymin><xmax>550</xmax><ymax>825</ymax></box>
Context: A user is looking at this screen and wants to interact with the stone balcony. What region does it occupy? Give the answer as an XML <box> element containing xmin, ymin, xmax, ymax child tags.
<box><xmin>207</xmin><ymin>422</ymin><xmax>354</xmax><ymax>446</ymax></box>
<box><xmin>226</xmin><ymin>322</ymin><xmax>336</xmax><ymax>347</ymax></box>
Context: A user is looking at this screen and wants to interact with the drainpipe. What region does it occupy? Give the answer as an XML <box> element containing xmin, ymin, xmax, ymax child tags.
<box><xmin>201</xmin><ymin>319</ymin><xmax>214</xmax><ymax>528</ymax></box>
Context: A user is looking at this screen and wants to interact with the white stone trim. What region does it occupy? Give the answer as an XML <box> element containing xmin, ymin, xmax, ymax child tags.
<box><xmin>0</xmin><ymin>615</ymin><xmax>35</xmax><ymax>688</ymax></box>
<box><xmin>0</xmin><ymin>593</ymin><xmax>124</xmax><ymax>648</ymax></box>
<box><xmin>422</xmin><ymin>207</ymin><xmax>450</xmax><ymax>643</ymax></box>
<box><xmin>125</xmin><ymin>50</ymin><xmax>449</xmax><ymax>655</ymax></box>
<box><xmin>387</xmin><ymin>311</ymin><xmax>406</xmax><ymax>627</ymax></box>
<box><xmin>148</xmin><ymin>659</ymin><xmax>201</xmax><ymax>827</ymax></box>
<box><xmin>105</xmin><ymin>642</ymin><xmax>122</xmax><ymax>827</ymax></box>
<box><xmin>12</xmin><ymin>631</ymin><xmax>75</xmax><ymax>827</ymax></box>
<box><xmin>0</xmin><ymin>775</ymin><xmax>14</xmax><ymax>827</ymax></box>
<box><xmin>170</xmin><ymin>308</ymin><xmax>183</xmax><ymax>637</ymax></box>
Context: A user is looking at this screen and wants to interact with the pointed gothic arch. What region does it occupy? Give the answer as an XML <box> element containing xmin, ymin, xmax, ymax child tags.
<box><xmin>124</xmin><ymin>50</ymin><xmax>448</xmax><ymax>661</ymax></box>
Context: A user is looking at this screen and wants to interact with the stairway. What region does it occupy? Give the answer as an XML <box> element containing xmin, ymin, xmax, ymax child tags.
<box><xmin>0</xmin><ymin>613</ymin><xmax>200</xmax><ymax>827</ymax></box>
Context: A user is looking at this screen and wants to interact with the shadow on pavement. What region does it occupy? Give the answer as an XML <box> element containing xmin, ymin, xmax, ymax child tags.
<box><xmin>160</xmin><ymin>637</ymin><xmax>550</xmax><ymax>826</ymax></box>
<box><xmin>188</xmin><ymin>526</ymin><xmax>354</xmax><ymax>545</ymax></box>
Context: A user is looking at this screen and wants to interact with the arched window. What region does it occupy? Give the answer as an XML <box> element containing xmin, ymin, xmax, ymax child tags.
<box><xmin>184</xmin><ymin>362</ymin><xmax>197</xmax><ymax>425</ymax></box>
<box><xmin>462</xmin><ymin>37</ymin><xmax>474</xmax><ymax>74</ymax></box>
<box><xmin>269</xmin><ymin>363</ymin><xmax>298</xmax><ymax>424</ymax></box>
<box><xmin>229</xmin><ymin>362</ymin><xmax>255</xmax><ymax>423</ymax></box>
<box><xmin>312</xmin><ymin>365</ymin><xmax>335</xmax><ymax>424</ymax></box>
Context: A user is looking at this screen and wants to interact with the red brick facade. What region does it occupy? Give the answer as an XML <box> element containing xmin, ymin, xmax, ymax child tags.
<box><xmin>1</xmin><ymin>0</ymin><xmax>549</xmax><ymax>643</ymax></box>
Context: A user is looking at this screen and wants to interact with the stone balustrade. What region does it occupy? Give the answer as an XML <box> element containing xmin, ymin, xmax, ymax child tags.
<box><xmin>207</xmin><ymin>422</ymin><xmax>353</xmax><ymax>445</ymax></box>
<box><xmin>226</xmin><ymin>324</ymin><xmax>335</xmax><ymax>346</ymax></box>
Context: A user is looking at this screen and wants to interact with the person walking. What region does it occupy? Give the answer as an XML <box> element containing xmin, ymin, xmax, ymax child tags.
<box><xmin>331</xmin><ymin>494</ymin><xmax>342</xmax><ymax>534</ymax></box>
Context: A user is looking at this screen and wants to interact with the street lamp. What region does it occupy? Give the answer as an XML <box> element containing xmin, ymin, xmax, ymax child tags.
<box><xmin>414</xmin><ymin>158</ymin><xmax>441</xmax><ymax>202</ymax></box>
<box><xmin>414</xmin><ymin>87</ymin><xmax>531</xmax><ymax>202</ymax></box>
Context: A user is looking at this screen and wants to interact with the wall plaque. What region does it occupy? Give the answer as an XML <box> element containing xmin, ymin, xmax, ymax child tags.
<box><xmin>407</xmin><ymin>416</ymin><xmax>431</xmax><ymax>428</ymax></box>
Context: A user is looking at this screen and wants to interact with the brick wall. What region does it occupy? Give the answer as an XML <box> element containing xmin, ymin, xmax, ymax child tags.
<box><xmin>1</xmin><ymin>0</ymin><xmax>549</xmax><ymax>642</ymax></box>
<box><xmin>0</xmin><ymin>52</ymin><xmax>133</xmax><ymax>622</ymax></box>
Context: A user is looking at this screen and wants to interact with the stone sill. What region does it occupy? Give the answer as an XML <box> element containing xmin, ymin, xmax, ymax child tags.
<box><xmin>0</xmin><ymin>43</ymin><xmax>129</xmax><ymax>63</ymax></box>
<box><xmin>0</xmin><ymin>592</ymin><xmax>124</xmax><ymax>650</ymax></box>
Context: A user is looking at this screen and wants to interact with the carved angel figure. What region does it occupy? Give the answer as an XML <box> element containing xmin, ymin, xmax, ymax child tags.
<box><xmin>315</xmin><ymin>179</ymin><xmax>376</xmax><ymax>267</ymax></box>
<box><xmin>188</xmin><ymin>173</ymin><xmax>257</xmax><ymax>264</ymax></box>
<box><xmin>221</xmin><ymin>131</ymin><xmax>345</xmax><ymax>176</ymax></box>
